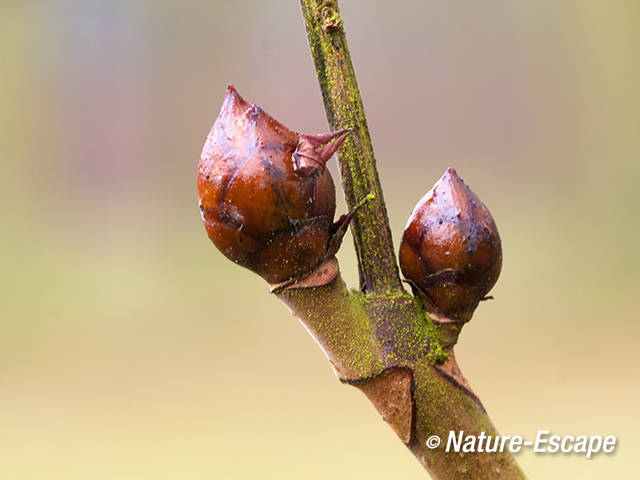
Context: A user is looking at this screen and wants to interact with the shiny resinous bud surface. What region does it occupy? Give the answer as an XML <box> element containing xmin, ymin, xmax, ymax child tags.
<box><xmin>198</xmin><ymin>86</ymin><xmax>348</xmax><ymax>283</ymax></box>
<box><xmin>399</xmin><ymin>168</ymin><xmax>502</xmax><ymax>321</ymax></box>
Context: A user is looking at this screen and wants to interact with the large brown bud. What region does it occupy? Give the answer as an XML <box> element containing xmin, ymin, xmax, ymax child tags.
<box><xmin>399</xmin><ymin>168</ymin><xmax>502</xmax><ymax>322</ymax></box>
<box><xmin>198</xmin><ymin>86</ymin><xmax>350</xmax><ymax>283</ymax></box>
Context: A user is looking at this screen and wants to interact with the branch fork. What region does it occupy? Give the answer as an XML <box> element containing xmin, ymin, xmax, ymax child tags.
<box><xmin>204</xmin><ymin>2</ymin><xmax>528</xmax><ymax>478</ymax></box>
<box><xmin>274</xmin><ymin>1</ymin><xmax>529</xmax><ymax>478</ymax></box>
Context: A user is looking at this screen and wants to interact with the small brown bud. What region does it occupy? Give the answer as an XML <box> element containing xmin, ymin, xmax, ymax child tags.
<box><xmin>197</xmin><ymin>86</ymin><xmax>350</xmax><ymax>283</ymax></box>
<box><xmin>399</xmin><ymin>168</ymin><xmax>502</xmax><ymax>322</ymax></box>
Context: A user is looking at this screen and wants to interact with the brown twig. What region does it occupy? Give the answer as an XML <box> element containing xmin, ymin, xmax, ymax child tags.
<box><xmin>285</xmin><ymin>1</ymin><xmax>530</xmax><ymax>478</ymax></box>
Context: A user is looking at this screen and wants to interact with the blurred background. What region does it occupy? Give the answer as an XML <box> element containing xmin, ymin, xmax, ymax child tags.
<box><xmin>1</xmin><ymin>1</ymin><xmax>638</xmax><ymax>478</ymax></box>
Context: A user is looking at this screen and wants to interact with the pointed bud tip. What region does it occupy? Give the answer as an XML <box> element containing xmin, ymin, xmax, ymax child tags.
<box><xmin>220</xmin><ymin>85</ymin><xmax>254</xmax><ymax>120</ymax></box>
<box><xmin>442</xmin><ymin>167</ymin><xmax>463</xmax><ymax>183</ymax></box>
<box><xmin>225</xmin><ymin>84</ymin><xmax>238</xmax><ymax>98</ymax></box>
<box><xmin>226</xmin><ymin>85</ymin><xmax>257</xmax><ymax>107</ymax></box>
<box><xmin>293</xmin><ymin>128</ymin><xmax>352</xmax><ymax>174</ymax></box>
<box><xmin>329</xmin><ymin>128</ymin><xmax>351</xmax><ymax>149</ymax></box>
<box><xmin>434</xmin><ymin>167</ymin><xmax>470</xmax><ymax>200</ymax></box>
<box><xmin>223</xmin><ymin>84</ymin><xmax>237</xmax><ymax>104</ymax></box>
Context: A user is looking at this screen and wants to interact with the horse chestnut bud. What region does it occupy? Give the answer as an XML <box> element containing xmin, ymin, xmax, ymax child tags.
<box><xmin>198</xmin><ymin>86</ymin><xmax>351</xmax><ymax>284</ymax></box>
<box><xmin>399</xmin><ymin>168</ymin><xmax>502</xmax><ymax>322</ymax></box>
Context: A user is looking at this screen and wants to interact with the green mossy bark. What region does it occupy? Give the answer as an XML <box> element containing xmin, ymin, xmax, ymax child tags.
<box><xmin>294</xmin><ymin>1</ymin><xmax>528</xmax><ymax>479</ymax></box>
<box><xmin>409</xmin><ymin>357</ymin><xmax>526</xmax><ymax>479</ymax></box>
<box><xmin>278</xmin><ymin>270</ymin><xmax>526</xmax><ymax>479</ymax></box>
<box><xmin>300</xmin><ymin>0</ymin><xmax>402</xmax><ymax>295</ymax></box>
<box><xmin>276</xmin><ymin>270</ymin><xmax>445</xmax><ymax>381</ymax></box>
<box><xmin>278</xmin><ymin>274</ymin><xmax>386</xmax><ymax>380</ymax></box>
